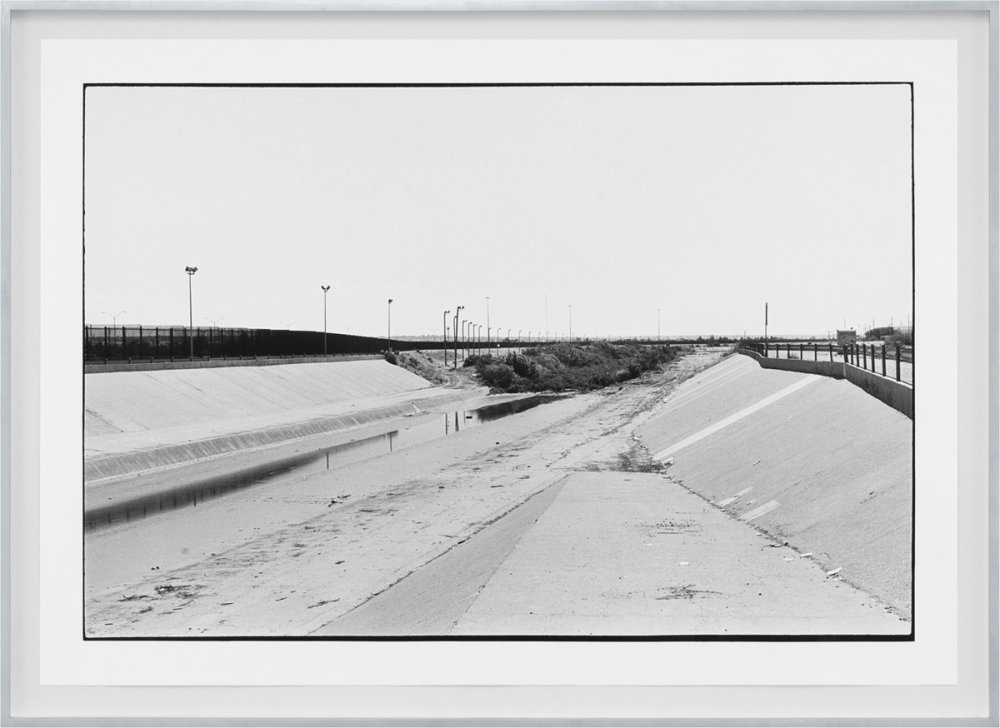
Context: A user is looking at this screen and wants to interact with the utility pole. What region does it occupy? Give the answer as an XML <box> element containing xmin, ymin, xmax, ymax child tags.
<box><xmin>321</xmin><ymin>285</ymin><xmax>330</xmax><ymax>355</ymax></box>
<box><xmin>486</xmin><ymin>296</ymin><xmax>491</xmax><ymax>347</ymax></box>
<box><xmin>765</xmin><ymin>301</ymin><xmax>769</xmax><ymax>342</ymax></box>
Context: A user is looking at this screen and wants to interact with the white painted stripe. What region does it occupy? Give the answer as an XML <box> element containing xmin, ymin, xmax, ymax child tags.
<box><xmin>652</xmin><ymin>376</ymin><xmax>818</xmax><ymax>461</ymax></box>
<box><xmin>715</xmin><ymin>487</ymin><xmax>753</xmax><ymax>507</ymax></box>
<box><xmin>740</xmin><ymin>500</ymin><xmax>780</xmax><ymax>521</ymax></box>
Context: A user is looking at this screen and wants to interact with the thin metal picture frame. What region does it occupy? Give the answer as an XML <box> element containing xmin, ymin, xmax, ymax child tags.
<box><xmin>2</xmin><ymin>2</ymin><xmax>997</xmax><ymax>725</ymax></box>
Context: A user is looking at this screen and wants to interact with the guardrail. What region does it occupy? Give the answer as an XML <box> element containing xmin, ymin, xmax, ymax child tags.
<box><xmin>738</xmin><ymin>341</ymin><xmax>913</xmax><ymax>383</ymax></box>
<box><xmin>737</xmin><ymin>341</ymin><xmax>913</xmax><ymax>418</ymax></box>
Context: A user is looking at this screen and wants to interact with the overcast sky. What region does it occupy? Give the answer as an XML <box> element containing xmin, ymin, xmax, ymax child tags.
<box><xmin>84</xmin><ymin>84</ymin><xmax>912</xmax><ymax>338</ymax></box>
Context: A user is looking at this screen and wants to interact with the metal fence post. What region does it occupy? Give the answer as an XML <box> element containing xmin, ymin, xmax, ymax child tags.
<box><xmin>895</xmin><ymin>344</ymin><xmax>901</xmax><ymax>382</ymax></box>
<box><xmin>881</xmin><ymin>344</ymin><xmax>886</xmax><ymax>376</ymax></box>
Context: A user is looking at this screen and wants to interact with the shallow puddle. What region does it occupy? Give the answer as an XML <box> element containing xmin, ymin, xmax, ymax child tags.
<box><xmin>85</xmin><ymin>394</ymin><xmax>564</xmax><ymax>531</ymax></box>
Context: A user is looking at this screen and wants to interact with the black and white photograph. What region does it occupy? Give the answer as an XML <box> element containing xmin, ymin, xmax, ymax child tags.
<box><xmin>82</xmin><ymin>82</ymin><xmax>915</xmax><ymax>639</ymax></box>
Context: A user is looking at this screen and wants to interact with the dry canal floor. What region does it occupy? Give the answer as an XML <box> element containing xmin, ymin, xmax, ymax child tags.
<box><xmin>85</xmin><ymin>348</ymin><xmax>911</xmax><ymax>637</ymax></box>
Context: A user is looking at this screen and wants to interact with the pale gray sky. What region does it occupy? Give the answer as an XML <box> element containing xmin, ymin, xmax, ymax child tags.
<box><xmin>84</xmin><ymin>84</ymin><xmax>912</xmax><ymax>338</ymax></box>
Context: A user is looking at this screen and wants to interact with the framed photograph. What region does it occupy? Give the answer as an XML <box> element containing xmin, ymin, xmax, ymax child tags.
<box><xmin>3</xmin><ymin>1</ymin><xmax>996</xmax><ymax>724</ymax></box>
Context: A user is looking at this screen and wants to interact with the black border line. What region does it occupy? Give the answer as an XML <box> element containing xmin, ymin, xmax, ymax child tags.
<box><xmin>81</xmin><ymin>81</ymin><xmax>917</xmax><ymax>644</ymax></box>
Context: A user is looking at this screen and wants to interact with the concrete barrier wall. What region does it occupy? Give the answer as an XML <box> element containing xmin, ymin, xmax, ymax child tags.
<box><xmin>738</xmin><ymin>349</ymin><xmax>913</xmax><ymax>419</ymax></box>
<box><xmin>740</xmin><ymin>350</ymin><xmax>845</xmax><ymax>379</ymax></box>
<box><xmin>844</xmin><ymin>364</ymin><xmax>914</xmax><ymax>419</ymax></box>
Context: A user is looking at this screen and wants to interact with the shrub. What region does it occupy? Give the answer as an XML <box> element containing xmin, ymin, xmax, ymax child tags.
<box><xmin>384</xmin><ymin>351</ymin><xmax>398</xmax><ymax>365</ymax></box>
<box><xmin>480</xmin><ymin>363</ymin><xmax>514</xmax><ymax>389</ymax></box>
<box><xmin>504</xmin><ymin>352</ymin><xmax>538</xmax><ymax>379</ymax></box>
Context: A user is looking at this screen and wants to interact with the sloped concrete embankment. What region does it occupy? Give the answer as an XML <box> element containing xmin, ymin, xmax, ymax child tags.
<box><xmin>636</xmin><ymin>355</ymin><xmax>913</xmax><ymax>620</ymax></box>
<box><xmin>738</xmin><ymin>348</ymin><xmax>913</xmax><ymax>418</ymax></box>
<box><xmin>85</xmin><ymin>360</ymin><xmax>461</xmax><ymax>481</ymax></box>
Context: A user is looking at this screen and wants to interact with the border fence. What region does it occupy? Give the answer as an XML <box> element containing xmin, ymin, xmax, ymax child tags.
<box><xmin>83</xmin><ymin>325</ymin><xmax>449</xmax><ymax>363</ymax></box>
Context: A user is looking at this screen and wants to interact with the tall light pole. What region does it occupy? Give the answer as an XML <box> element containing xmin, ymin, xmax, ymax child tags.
<box><xmin>184</xmin><ymin>266</ymin><xmax>197</xmax><ymax>359</ymax></box>
<box><xmin>387</xmin><ymin>298</ymin><xmax>393</xmax><ymax>353</ymax></box>
<box><xmin>453</xmin><ymin>306</ymin><xmax>464</xmax><ymax>368</ymax></box>
<box><xmin>443</xmin><ymin>309</ymin><xmax>451</xmax><ymax>367</ymax></box>
<box><xmin>765</xmin><ymin>301</ymin><xmax>769</xmax><ymax>342</ymax></box>
<box><xmin>321</xmin><ymin>285</ymin><xmax>330</xmax><ymax>355</ymax></box>
<box><xmin>477</xmin><ymin>324</ymin><xmax>482</xmax><ymax>355</ymax></box>
<box><xmin>485</xmin><ymin>296</ymin><xmax>491</xmax><ymax>347</ymax></box>
<box><xmin>461</xmin><ymin>319</ymin><xmax>467</xmax><ymax>360</ymax></box>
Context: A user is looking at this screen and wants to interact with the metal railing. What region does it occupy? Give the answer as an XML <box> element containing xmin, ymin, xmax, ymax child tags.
<box><xmin>739</xmin><ymin>340</ymin><xmax>913</xmax><ymax>384</ymax></box>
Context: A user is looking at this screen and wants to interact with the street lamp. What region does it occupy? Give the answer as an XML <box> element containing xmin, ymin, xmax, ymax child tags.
<box><xmin>478</xmin><ymin>324</ymin><xmax>483</xmax><ymax>355</ymax></box>
<box><xmin>453</xmin><ymin>305</ymin><xmax>464</xmax><ymax>369</ymax></box>
<box><xmin>443</xmin><ymin>309</ymin><xmax>451</xmax><ymax>367</ymax></box>
<box><xmin>485</xmin><ymin>296</ymin><xmax>491</xmax><ymax>347</ymax></box>
<box><xmin>321</xmin><ymin>285</ymin><xmax>331</xmax><ymax>355</ymax></box>
<box><xmin>184</xmin><ymin>266</ymin><xmax>197</xmax><ymax>359</ymax></box>
<box><xmin>387</xmin><ymin>298</ymin><xmax>393</xmax><ymax>353</ymax></box>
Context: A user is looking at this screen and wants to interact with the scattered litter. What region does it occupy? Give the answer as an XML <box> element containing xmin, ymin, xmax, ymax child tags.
<box><xmin>752</xmin><ymin>459</ymin><xmax>761</xmax><ymax>466</ymax></box>
<box><xmin>663</xmin><ymin>457</ymin><xmax>675</xmax><ymax>466</ymax></box>
<box><xmin>678</xmin><ymin>561</ymin><xmax>690</xmax><ymax>566</ymax></box>
<box><xmin>801</xmin><ymin>552</ymin><xmax>813</xmax><ymax>557</ymax></box>
<box><xmin>826</xmin><ymin>567</ymin><xmax>842</xmax><ymax>577</ymax></box>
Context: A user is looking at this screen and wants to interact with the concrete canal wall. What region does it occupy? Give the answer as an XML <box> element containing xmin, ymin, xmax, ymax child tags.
<box><xmin>637</xmin><ymin>355</ymin><xmax>913</xmax><ymax>619</ymax></box>
<box><xmin>738</xmin><ymin>349</ymin><xmax>913</xmax><ymax>419</ymax></box>
<box><xmin>85</xmin><ymin>359</ymin><xmax>432</xmax><ymax>437</ymax></box>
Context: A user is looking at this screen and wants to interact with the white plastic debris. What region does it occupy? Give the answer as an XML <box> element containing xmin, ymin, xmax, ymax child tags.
<box><xmin>826</xmin><ymin>567</ymin><xmax>842</xmax><ymax>576</ymax></box>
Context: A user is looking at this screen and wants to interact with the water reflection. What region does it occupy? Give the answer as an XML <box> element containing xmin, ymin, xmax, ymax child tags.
<box><xmin>85</xmin><ymin>394</ymin><xmax>562</xmax><ymax>531</ymax></box>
